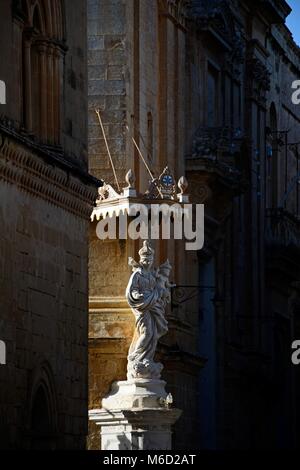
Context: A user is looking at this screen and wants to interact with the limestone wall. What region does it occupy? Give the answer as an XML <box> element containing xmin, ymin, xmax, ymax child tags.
<box><xmin>87</xmin><ymin>0</ymin><xmax>202</xmax><ymax>450</ymax></box>
<box><xmin>0</xmin><ymin>176</ymin><xmax>91</xmax><ymax>448</ymax></box>
<box><xmin>0</xmin><ymin>0</ymin><xmax>98</xmax><ymax>449</ymax></box>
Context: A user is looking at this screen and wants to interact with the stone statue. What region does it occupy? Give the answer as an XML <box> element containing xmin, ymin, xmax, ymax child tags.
<box><xmin>126</xmin><ymin>241</ymin><xmax>174</xmax><ymax>380</ymax></box>
<box><xmin>91</xmin><ymin>241</ymin><xmax>181</xmax><ymax>451</ymax></box>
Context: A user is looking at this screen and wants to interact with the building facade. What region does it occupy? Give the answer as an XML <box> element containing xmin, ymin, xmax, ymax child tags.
<box><xmin>87</xmin><ymin>0</ymin><xmax>300</xmax><ymax>449</ymax></box>
<box><xmin>0</xmin><ymin>0</ymin><xmax>98</xmax><ymax>449</ymax></box>
<box><xmin>186</xmin><ymin>0</ymin><xmax>300</xmax><ymax>449</ymax></box>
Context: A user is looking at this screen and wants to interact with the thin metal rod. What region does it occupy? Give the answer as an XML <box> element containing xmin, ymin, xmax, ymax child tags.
<box><xmin>131</xmin><ymin>115</ymin><xmax>149</xmax><ymax>157</ymax></box>
<box><xmin>126</xmin><ymin>125</ymin><xmax>164</xmax><ymax>198</ymax></box>
<box><xmin>127</xmin><ymin>125</ymin><xmax>154</xmax><ymax>179</ymax></box>
<box><xmin>95</xmin><ymin>109</ymin><xmax>120</xmax><ymax>192</ymax></box>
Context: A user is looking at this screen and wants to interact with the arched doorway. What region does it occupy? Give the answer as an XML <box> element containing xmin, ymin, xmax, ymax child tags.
<box><xmin>28</xmin><ymin>361</ymin><xmax>58</xmax><ymax>450</ymax></box>
<box><xmin>30</xmin><ymin>384</ymin><xmax>56</xmax><ymax>450</ymax></box>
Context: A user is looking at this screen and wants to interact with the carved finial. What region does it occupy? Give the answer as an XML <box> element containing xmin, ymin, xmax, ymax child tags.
<box><xmin>125</xmin><ymin>169</ymin><xmax>135</xmax><ymax>189</ymax></box>
<box><xmin>178</xmin><ymin>175</ymin><xmax>188</xmax><ymax>194</ymax></box>
<box><xmin>96</xmin><ymin>184</ymin><xmax>108</xmax><ymax>205</ymax></box>
<box><xmin>96</xmin><ymin>183</ymin><xmax>121</xmax><ymax>205</ymax></box>
<box><xmin>166</xmin><ymin>393</ymin><xmax>173</xmax><ymax>407</ymax></box>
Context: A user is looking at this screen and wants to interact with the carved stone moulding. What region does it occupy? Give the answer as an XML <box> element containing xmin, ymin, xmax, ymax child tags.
<box><xmin>246</xmin><ymin>56</ymin><xmax>271</xmax><ymax>92</ymax></box>
<box><xmin>0</xmin><ymin>132</ymin><xmax>98</xmax><ymax>219</ymax></box>
<box><xmin>187</xmin><ymin>0</ymin><xmax>237</xmax><ymax>46</ymax></box>
<box><xmin>185</xmin><ymin>173</ymin><xmax>212</xmax><ymax>204</ymax></box>
<box><xmin>186</xmin><ymin>166</ymin><xmax>245</xmax><ymax>224</ymax></box>
<box><xmin>101</xmin><ymin>379</ymin><xmax>169</xmax><ymax>410</ymax></box>
<box><xmin>89</xmin><ymin>406</ymin><xmax>182</xmax><ymax>450</ymax></box>
<box><xmin>88</xmin><ymin>296</ymin><xmax>133</xmax><ymax>343</ymax></box>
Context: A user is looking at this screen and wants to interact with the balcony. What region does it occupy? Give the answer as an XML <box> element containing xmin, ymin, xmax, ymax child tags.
<box><xmin>186</xmin><ymin>126</ymin><xmax>247</xmax><ymax>196</ymax></box>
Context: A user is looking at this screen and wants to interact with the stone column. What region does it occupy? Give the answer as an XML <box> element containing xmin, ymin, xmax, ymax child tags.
<box><xmin>23</xmin><ymin>35</ymin><xmax>32</xmax><ymax>132</ymax></box>
<box><xmin>53</xmin><ymin>47</ymin><xmax>61</xmax><ymax>144</ymax></box>
<box><xmin>47</xmin><ymin>44</ymin><xmax>54</xmax><ymax>142</ymax></box>
<box><xmin>37</xmin><ymin>41</ymin><xmax>47</xmax><ymax>141</ymax></box>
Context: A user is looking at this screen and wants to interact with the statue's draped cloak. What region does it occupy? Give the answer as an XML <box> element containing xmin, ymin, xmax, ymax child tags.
<box><xmin>126</xmin><ymin>267</ymin><xmax>168</xmax><ymax>366</ymax></box>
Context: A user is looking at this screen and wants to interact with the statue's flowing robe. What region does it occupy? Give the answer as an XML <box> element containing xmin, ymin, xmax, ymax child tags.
<box><xmin>126</xmin><ymin>267</ymin><xmax>168</xmax><ymax>365</ymax></box>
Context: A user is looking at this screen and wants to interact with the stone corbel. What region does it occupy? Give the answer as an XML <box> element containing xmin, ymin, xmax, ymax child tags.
<box><xmin>187</xmin><ymin>175</ymin><xmax>212</xmax><ymax>204</ymax></box>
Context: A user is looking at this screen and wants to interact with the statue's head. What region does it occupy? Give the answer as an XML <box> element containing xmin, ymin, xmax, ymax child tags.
<box><xmin>139</xmin><ymin>240</ymin><xmax>154</xmax><ymax>270</ymax></box>
<box><xmin>159</xmin><ymin>259</ymin><xmax>172</xmax><ymax>276</ymax></box>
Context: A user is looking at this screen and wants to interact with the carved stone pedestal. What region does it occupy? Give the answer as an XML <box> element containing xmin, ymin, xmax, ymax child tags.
<box><xmin>89</xmin><ymin>379</ymin><xmax>182</xmax><ymax>450</ymax></box>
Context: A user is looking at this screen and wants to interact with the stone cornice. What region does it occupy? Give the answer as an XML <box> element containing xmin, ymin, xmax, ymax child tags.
<box><xmin>270</xmin><ymin>25</ymin><xmax>300</xmax><ymax>73</ymax></box>
<box><xmin>0</xmin><ymin>120</ymin><xmax>100</xmax><ymax>186</ymax></box>
<box><xmin>240</xmin><ymin>0</ymin><xmax>291</xmax><ymax>24</ymax></box>
<box><xmin>0</xmin><ymin>130</ymin><xmax>100</xmax><ymax>220</ymax></box>
<box><xmin>258</xmin><ymin>0</ymin><xmax>291</xmax><ymax>23</ymax></box>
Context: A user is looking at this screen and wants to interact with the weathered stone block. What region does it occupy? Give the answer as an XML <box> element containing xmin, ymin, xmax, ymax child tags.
<box><xmin>88</xmin><ymin>50</ymin><xmax>108</xmax><ymax>66</ymax></box>
<box><xmin>107</xmin><ymin>65</ymin><xmax>124</xmax><ymax>81</ymax></box>
<box><xmin>88</xmin><ymin>36</ymin><xmax>105</xmax><ymax>51</ymax></box>
<box><xmin>88</xmin><ymin>80</ymin><xmax>125</xmax><ymax>96</ymax></box>
<box><xmin>88</xmin><ymin>65</ymin><xmax>107</xmax><ymax>80</ymax></box>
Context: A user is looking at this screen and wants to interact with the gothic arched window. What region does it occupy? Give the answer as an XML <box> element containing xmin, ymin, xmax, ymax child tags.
<box><xmin>31</xmin><ymin>385</ymin><xmax>52</xmax><ymax>449</ymax></box>
<box><xmin>27</xmin><ymin>360</ymin><xmax>58</xmax><ymax>450</ymax></box>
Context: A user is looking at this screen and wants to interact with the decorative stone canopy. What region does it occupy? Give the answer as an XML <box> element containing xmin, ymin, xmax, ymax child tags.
<box><xmin>91</xmin><ymin>167</ymin><xmax>189</xmax><ymax>222</ymax></box>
